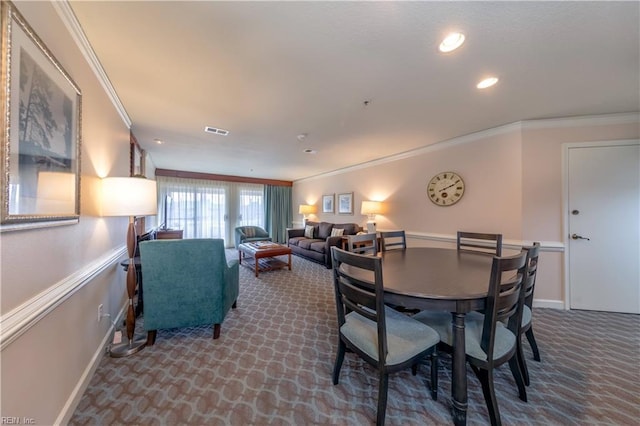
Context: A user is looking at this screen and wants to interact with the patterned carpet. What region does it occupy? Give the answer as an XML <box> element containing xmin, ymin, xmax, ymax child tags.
<box><xmin>70</xmin><ymin>251</ymin><xmax>640</xmax><ymax>425</ymax></box>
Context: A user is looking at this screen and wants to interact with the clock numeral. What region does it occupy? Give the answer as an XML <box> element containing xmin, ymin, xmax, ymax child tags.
<box><xmin>454</xmin><ymin>193</ymin><xmax>461</xmax><ymax>197</ymax></box>
<box><xmin>457</xmin><ymin>186</ymin><xmax>463</xmax><ymax>190</ymax></box>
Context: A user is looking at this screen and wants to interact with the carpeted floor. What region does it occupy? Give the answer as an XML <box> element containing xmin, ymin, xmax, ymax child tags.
<box><xmin>70</xmin><ymin>251</ymin><xmax>640</xmax><ymax>425</ymax></box>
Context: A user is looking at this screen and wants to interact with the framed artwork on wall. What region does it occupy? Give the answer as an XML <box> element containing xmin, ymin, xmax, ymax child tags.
<box><xmin>337</xmin><ymin>192</ymin><xmax>354</xmax><ymax>215</ymax></box>
<box><xmin>1</xmin><ymin>2</ymin><xmax>82</xmax><ymax>230</ymax></box>
<box><xmin>322</xmin><ymin>194</ymin><xmax>334</xmax><ymax>213</ymax></box>
<box><xmin>130</xmin><ymin>132</ymin><xmax>145</xmax><ymax>177</ymax></box>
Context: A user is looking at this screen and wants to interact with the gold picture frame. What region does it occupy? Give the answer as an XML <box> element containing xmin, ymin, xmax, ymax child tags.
<box><xmin>1</xmin><ymin>2</ymin><xmax>81</xmax><ymax>230</ymax></box>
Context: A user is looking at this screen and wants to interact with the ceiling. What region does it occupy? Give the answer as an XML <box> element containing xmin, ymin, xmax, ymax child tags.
<box><xmin>68</xmin><ymin>1</ymin><xmax>639</xmax><ymax>182</ymax></box>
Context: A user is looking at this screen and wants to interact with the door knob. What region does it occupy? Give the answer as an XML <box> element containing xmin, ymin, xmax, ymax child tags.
<box><xmin>571</xmin><ymin>234</ymin><xmax>590</xmax><ymax>241</ymax></box>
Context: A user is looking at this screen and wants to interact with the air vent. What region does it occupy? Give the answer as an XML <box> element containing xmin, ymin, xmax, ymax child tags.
<box><xmin>204</xmin><ymin>126</ymin><xmax>229</xmax><ymax>136</ymax></box>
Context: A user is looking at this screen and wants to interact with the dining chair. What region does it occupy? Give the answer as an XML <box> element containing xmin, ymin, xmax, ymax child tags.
<box><xmin>457</xmin><ymin>231</ymin><xmax>503</xmax><ymax>256</ymax></box>
<box><xmin>380</xmin><ymin>230</ymin><xmax>407</xmax><ymax>251</ymax></box>
<box><xmin>346</xmin><ymin>233</ymin><xmax>378</xmax><ymax>255</ymax></box>
<box><xmin>518</xmin><ymin>242</ymin><xmax>541</xmax><ymax>386</ymax></box>
<box><xmin>330</xmin><ymin>247</ymin><xmax>440</xmax><ymax>426</ymax></box>
<box><xmin>413</xmin><ymin>250</ymin><xmax>528</xmax><ymax>426</ymax></box>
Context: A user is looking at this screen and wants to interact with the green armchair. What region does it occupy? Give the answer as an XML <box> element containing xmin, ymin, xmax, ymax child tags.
<box><xmin>234</xmin><ymin>226</ymin><xmax>271</xmax><ymax>249</ymax></box>
<box><xmin>139</xmin><ymin>238</ymin><xmax>239</xmax><ymax>344</ymax></box>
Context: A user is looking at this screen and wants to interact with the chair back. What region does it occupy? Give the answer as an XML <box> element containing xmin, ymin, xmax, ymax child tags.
<box><xmin>139</xmin><ymin>238</ymin><xmax>239</xmax><ymax>331</ymax></box>
<box><xmin>457</xmin><ymin>231</ymin><xmax>503</xmax><ymax>256</ymax></box>
<box><xmin>380</xmin><ymin>230</ymin><xmax>407</xmax><ymax>251</ymax></box>
<box><xmin>480</xmin><ymin>251</ymin><xmax>527</xmax><ymax>360</ymax></box>
<box><xmin>522</xmin><ymin>242</ymin><xmax>541</xmax><ymax>310</ymax></box>
<box><xmin>347</xmin><ymin>233</ymin><xmax>378</xmax><ymax>255</ymax></box>
<box><xmin>331</xmin><ymin>247</ymin><xmax>387</xmax><ymax>365</ymax></box>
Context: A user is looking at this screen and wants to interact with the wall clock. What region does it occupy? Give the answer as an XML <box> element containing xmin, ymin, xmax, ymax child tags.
<box><xmin>427</xmin><ymin>172</ymin><xmax>465</xmax><ymax>206</ymax></box>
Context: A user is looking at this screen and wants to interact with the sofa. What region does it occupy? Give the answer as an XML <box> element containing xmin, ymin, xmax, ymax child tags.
<box><xmin>235</xmin><ymin>226</ymin><xmax>272</xmax><ymax>249</ymax></box>
<box><xmin>287</xmin><ymin>221</ymin><xmax>361</xmax><ymax>268</ymax></box>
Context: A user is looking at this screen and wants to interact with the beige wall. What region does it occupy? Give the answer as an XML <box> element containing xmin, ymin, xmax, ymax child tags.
<box><xmin>0</xmin><ymin>2</ymin><xmax>138</xmax><ymax>423</ymax></box>
<box><xmin>293</xmin><ymin>116</ymin><xmax>639</xmax><ymax>307</ymax></box>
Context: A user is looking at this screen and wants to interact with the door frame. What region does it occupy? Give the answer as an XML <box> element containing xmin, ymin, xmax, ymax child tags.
<box><xmin>561</xmin><ymin>139</ymin><xmax>640</xmax><ymax>310</ymax></box>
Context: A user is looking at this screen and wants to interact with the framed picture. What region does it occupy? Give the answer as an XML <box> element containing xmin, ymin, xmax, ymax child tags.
<box><xmin>322</xmin><ymin>194</ymin><xmax>334</xmax><ymax>213</ymax></box>
<box><xmin>130</xmin><ymin>132</ymin><xmax>145</xmax><ymax>177</ymax></box>
<box><xmin>337</xmin><ymin>192</ymin><xmax>354</xmax><ymax>215</ymax></box>
<box><xmin>1</xmin><ymin>2</ymin><xmax>81</xmax><ymax>229</ymax></box>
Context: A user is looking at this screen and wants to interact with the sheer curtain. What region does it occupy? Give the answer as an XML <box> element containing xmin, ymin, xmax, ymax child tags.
<box><xmin>157</xmin><ymin>176</ymin><xmax>264</xmax><ymax>246</ymax></box>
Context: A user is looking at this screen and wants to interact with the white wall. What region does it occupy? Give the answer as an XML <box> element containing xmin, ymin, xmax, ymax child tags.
<box><xmin>293</xmin><ymin>114</ymin><xmax>639</xmax><ymax>307</ymax></box>
<box><xmin>0</xmin><ymin>2</ymin><xmax>139</xmax><ymax>423</ymax></box>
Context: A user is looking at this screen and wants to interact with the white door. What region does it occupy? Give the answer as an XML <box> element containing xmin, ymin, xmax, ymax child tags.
<box><xmin>568</xmin><ymin>142</ymin><xmax>640</xmax><ymax>313</ymax></box>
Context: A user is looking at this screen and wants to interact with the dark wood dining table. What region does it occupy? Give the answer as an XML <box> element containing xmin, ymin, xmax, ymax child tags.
<box><xmin>342</xmin><ymin>247</ymin><xmax>494</xmax><ymax>426</ymax></box>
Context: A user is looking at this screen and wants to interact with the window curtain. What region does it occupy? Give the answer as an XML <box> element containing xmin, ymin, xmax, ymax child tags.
<box><xmin>264</xmin><ymin>185</ymin><xmax>292</xmax><ymax>243</ymax></box>
<box><xmin>156</xmin><ymin>176</ymin><xmax>265</xmax><ymax>246</ymax></box>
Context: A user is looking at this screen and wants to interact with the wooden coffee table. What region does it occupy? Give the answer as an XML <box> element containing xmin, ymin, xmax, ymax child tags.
<box><xmin>238</xmin><ymin>242</ymin><xmax>292</xmax><ymax>277</ymax></box>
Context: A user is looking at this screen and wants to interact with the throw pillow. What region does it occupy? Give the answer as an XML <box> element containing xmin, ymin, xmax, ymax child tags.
<box><xmin>304</xmin><ymin>225</ymin><xmax>315</xmax><ymax>239</ymax></box>
<box><xmin>244</xmin><ymin>227</ymin><xmax>255</xmax><ymax>237</ymax></box>
<box><xmin>330</xmin><ymin>227</ymin><xmax>344</xmax><ymax>237</ymax></box>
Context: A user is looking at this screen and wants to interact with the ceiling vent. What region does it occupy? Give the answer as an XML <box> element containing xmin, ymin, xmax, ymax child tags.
<box><xmin>204</xmin><ymin>126</ymin><xmax>229</xmax><ymax>136</ymax></box>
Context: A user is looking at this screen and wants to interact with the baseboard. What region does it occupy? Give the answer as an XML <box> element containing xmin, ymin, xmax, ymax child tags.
<box><xmin>55</xmin><ymin>304</ymin><xmax>126</xmax><ymax>425</ymax></box>
<box><xmin>532</xmin><ymin>299</ymin><xmax>565</xmax><ymax>310</ymax></box>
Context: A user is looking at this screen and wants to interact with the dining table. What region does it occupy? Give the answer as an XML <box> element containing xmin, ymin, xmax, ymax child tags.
<box><xmin>342</xmin><ymin>246</ymin><xmax>495</xmax><ymax>426</ymax></box>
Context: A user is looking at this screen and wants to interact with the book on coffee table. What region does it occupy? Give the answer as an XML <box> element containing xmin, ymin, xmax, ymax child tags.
<box><xmin>251</xmin><ymin>241</ymin><xmax>282</xmax><ymax>249</ymax></box>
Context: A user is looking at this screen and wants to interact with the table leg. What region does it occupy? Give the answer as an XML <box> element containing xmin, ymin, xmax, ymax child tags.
<box><xmin>287</xmin><ymin>253</ymin><xmax>291</xmax><ymax>270</ymax></box>
<box><xmin>254</xmin><ymin>255</ymin><xmax>259</xmax><ymax>277</ymax></box>
<box><xmin>451</xmin><ymin>312</ymin><xmax>468</xmax><ymax>426</ymax></box>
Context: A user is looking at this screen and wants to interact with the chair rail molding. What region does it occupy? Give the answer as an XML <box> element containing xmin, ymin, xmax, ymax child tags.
<box><xmin>0</xmin><ymin>246</ymin><xmax>126</xmax><ymax>350</ymax></box>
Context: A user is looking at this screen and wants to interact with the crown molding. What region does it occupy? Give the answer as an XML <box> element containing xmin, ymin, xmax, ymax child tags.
<box><xmin>53</xmin><ymin>1</ymin><xmax>131</xmax><ymax>128</ymax></box>
<box><xmin>295</xmin><ymin>112</ymin><xmax>639</xmax><ymax>183</ymax></box>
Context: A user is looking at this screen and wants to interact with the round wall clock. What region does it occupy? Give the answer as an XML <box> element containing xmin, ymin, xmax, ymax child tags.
<box><xmin>427</xmin><ymin>171</ymin><xmax>465</xmax><ymax>206</ymax></box>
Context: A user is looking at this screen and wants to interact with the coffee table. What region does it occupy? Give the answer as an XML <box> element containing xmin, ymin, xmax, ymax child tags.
<box><xmin>238</xmin><ymin>242</ymin><xmax>292</xmax><ymax>277</ymax></box>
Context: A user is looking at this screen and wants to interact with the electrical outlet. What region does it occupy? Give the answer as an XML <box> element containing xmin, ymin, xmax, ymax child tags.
<box><xmin>98</xmin><ymin>304</ymin><xmax>104</xmax><ymax>322</ymax></box>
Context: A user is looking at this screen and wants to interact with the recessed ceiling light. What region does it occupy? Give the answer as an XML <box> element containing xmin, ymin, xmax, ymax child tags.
<box><xmin>439</xmin><ymin>32</ymin><xmax>465</xmax><ymax>53</ymax></box>
<box><xmin>304</xmin><ymin>149</ymin><xmax>317</xmax><ymax>154</ymax></box>
<box><xmin>477</xmin><ymin>77</ymin><xmax>499</xmax><ymax>89</ymax></box>
<box><xmin>154</xmin><ymin>138</ymin><xmax>164</xmax><ymax>145</ymax></box>
<box><xmin>297</xmin><ymin>133</ymin><xmax>308</xmax><ymax>141</ymax></box>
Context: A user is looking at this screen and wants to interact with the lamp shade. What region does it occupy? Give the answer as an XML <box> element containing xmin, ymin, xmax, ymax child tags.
<box><xmin>361</xmin><ymin>200</ymin><xmax>382</xmax><ymax>216</ymax></box>
<box><xmin>298</xmin><ymin>204</ymin><xmax>317</xmax><ymax>215</ymax></box>
<box><xmin>101</xmin><ymin>177</ymin><xmax>158</xmax><ymax>217</ymax></box>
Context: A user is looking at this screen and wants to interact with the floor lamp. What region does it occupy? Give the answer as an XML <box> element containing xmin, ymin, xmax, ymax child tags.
<box><xmin>101</xmin><ymin>176</ymin><xmax>157</xmax><ymax>357</ymax></box>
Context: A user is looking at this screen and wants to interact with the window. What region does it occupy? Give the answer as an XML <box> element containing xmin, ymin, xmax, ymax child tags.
<box><xmin>157</xmin><ymin>177</ymin><xmax>264</xmax><ymax>245</ymax></box>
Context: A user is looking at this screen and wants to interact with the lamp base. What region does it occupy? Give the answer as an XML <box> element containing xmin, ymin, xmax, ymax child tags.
<box><xmin>366</xmin><ymin>222</ymin><xmax>377</xmax><ymax>233</ymax></box>
<box><xmin>109</xmin><ymin>333</ymin><xmax>147</xmax><ymax>358</ymax></box>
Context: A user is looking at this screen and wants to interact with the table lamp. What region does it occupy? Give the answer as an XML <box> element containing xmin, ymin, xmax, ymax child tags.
<box><xmin>101</xmin><ymin>176</ymin><xmax>157</xmax><ymax>357</ymax></box>
<box><xmin>298</xmin><ymin>204</ymin><xmax>316</xmax><ymax>225</ymax></box>
<box><xmin>361</xmin><ymin>200</ymin><xmax>382</xmax><ymax>233</ymax></box>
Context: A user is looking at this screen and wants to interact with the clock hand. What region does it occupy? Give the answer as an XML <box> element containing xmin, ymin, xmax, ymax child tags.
<box><xmin>439</xmin><ymin>183</ymin><xmax>456</xmax><ymax>192</ymax></box>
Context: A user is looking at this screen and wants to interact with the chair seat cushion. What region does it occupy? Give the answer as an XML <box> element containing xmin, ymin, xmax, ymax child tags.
<box><xmin>341</xmin><ymin>307</ymin><xmax>440</xmax><ymax>366</ymax></box>
<box><xmin>522</xmin><ymin>305</ymin><xmax>532</xmax><ymax>327</ymax></box>
<box><xmin>412</xmin><ymin>310</ymin><xmax>516</xmax><ymax>361</ymax></box>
